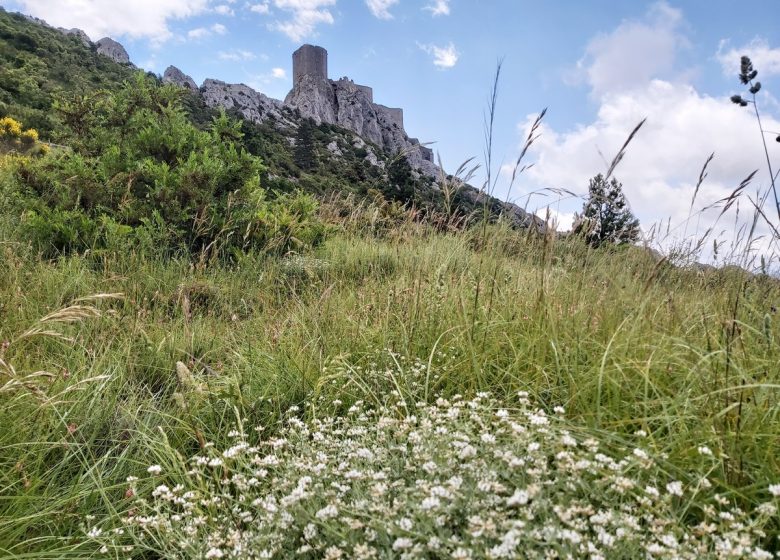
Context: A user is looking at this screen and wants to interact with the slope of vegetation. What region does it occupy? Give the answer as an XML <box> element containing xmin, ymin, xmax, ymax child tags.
<box><xmin>0</xmin><ymin>8</ymin><xmax>135</xmax><ymax>136</ymax></box>
<box><xmin>1</xmin><ymin>9</ymin><xmax>780</xmax><ymax>559</ymax></box>
<box><xmin>1</xmin><ymin>205</ymin><xmax>780</xmax><ymax>556</ymax></box>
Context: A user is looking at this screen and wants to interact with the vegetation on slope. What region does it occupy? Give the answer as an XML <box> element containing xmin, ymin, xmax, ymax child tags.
<box><xmin>0</xmin><ymin>8</ymin><xmax>135</xmax><ymax>136</ymax></box>
<box><xmin>0</xmin><ymin>206</ymin><xmax>779</xmax><ymax>555</ymax></box>
<box><xmin>1</xmin><ymin>9</ymin><xmax>779</xmax><ymax>559</ymax></box>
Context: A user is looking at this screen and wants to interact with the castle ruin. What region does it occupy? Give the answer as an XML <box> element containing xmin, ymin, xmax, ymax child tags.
<box><xmin>288</xmin><ymin>44</ymin><xmax>434</xmax><ymax>168</ymax></box>
<box><xmin>292</xmin><ymin>44</ymin><xmax>328</xmax><ymax>85</ymax></box>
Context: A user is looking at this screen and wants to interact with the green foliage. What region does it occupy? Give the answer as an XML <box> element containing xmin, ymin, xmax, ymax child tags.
<box><xmin>1</xmin><ymin>225</ymin><xmax>780</xmax><ymax>555</ymax></box>
<box><xmin>384</xmin><ymin>152</ymin><xmax>419</xmax><ymax>203</ymax></box>
<box><xmin>293</xmin><ymin>118</ymin><xmax>317</xmax><ymax>170</ymax></box>
<box><xmin>574</xmin><ymin>173</ymin><xmax>640</xmax><ymax>247</ymax></box>
<box><xmin>2</xmin><ymin>74</ymin><xmax>326</xmax><ymax>258</ymax></box>
<box><xmin>0</xmin><ymin>8</ymin><xmax>134</xmax><ymax>137</ymax></box>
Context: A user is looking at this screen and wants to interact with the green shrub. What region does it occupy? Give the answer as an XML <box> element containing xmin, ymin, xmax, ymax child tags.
<box><xmin>2</xmin><ymin>74</ymin><xmax>326</xmax><ymax>259</ymax></box>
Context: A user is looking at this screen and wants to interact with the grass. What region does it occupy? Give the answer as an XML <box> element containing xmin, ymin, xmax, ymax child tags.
<box><xmin>1</xmin><ymin>207</ymin><xmax>780</xmax><ymax>556</ymax></box>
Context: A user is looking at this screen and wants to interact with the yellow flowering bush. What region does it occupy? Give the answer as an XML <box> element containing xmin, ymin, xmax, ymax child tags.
<box><xmin>0</xmin><ymin>116</ymin><xmax>46</xmax><ymax>156</ymax></box>
<box><xmin>0</xmin><ymin>116</ymin><xmax>23</xmax><ymax>138</ymax></box>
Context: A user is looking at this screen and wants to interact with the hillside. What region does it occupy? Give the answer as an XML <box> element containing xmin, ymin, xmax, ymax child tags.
<box><xmin>0</xmin><ymin>8</ymin><xmax>541</xmax><ymax>226</ymax></box>
<box><xmin>1</xmin><ymin>7</ymin><xmax>779</xmax><ymax>559</ymax></box>
<box><xmin>0</xmin><ymin>8</ymin><xmax>135</xmax><ymax>136</ymax></box>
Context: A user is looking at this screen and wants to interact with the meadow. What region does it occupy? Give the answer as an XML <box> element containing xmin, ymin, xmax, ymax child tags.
<box><xmin>1</xmin><ymin>197</ymin><xmax>779</xmax><ymax>557</ymax></box>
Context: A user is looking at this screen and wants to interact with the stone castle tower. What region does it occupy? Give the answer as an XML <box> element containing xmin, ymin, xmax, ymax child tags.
<box><xmin>292</xmin><ymin>44</ymin><xmax>328</xmax><ymax>85</ymax></box>
<box><xmin>286</xmin><ymin>44</ymin><xmax>434</xmax><ymax>169</ymax></box>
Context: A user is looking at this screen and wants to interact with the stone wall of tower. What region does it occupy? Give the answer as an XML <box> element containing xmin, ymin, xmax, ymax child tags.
<box><xmin>293</xmin><ymin>44</ymin><xmax>328</xmax><ymax>86</ymax></box>
<box><xmin>375</xmin><ymin>104</ymin><xmax>403</xmax><ymax>130</ymax></box>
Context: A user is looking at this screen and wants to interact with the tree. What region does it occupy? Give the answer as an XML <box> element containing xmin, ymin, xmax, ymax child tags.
<box><xmin>294</xmin><ymin>118</ymin><xmax>317</xmax><ymax>170</ymax></box>
<box><xmin>573</xmin><ymin>174</ymin><xmax>640</xmax><ymax>247</ymax></box>
<box><xmin>385</xmin><ymin>153</ymin><xmax>418</xmax><ymax>203</ymax></box>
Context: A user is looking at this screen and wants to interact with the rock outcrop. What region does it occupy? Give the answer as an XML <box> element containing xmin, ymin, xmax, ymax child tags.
<box><xmin>95</xmin><ymin>37</ymin><xmax>130</xmax><ymax>64</ymax></box>
<box><xmin>163</xmin><ymin>66</ymin><xmax>198</xmax><ymax>91</ymax></box>
<box><xmin>63</xmin><ymin>28</ymin><xmax>91</xmax><ymax>47</ymax></box>
<box><xmin>200</xmin><ymin>79</ymin><xmax>295</xmax><ymax>128</ymax></box>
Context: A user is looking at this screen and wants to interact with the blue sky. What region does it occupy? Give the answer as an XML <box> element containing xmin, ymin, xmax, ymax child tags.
<box><xmin>5</xmin><ymin>0</ymin><xmax>780</xmax><ymax>254</ymax></box>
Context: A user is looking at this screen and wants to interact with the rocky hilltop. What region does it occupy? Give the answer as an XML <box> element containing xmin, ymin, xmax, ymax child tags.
<box><xmin>173</xmin><ymin>44</ymin><xmax>438</xmax><ymax>178</ymax></box>
<box><xmin>7</xmin><ymin>11</ymin><xmax>543</xmax><ymax>230</ymax></box>
<box><xmin>22</xmin><ymin>14</ymin><xmax>131</xmax><ymax>65</ymax></box>
<box><xmin>95</xmin><ymin>37</ymin><xmax>130</xmax><ymax>64</ymax></box>
<box><xmin>283</xmin><ymin>45</ymin><xmax>437</xmax><ymax>176</ymax></box>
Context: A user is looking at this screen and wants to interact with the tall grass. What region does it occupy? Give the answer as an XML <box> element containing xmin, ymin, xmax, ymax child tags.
<box><xmin>1</xmin><ymin>204</ymin><xmax>779</xmax><ymax>554</ymax></box>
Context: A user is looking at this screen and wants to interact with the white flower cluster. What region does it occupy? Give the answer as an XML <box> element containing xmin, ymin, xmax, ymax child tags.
<box><xmin>88</xmin><ymin>392</ymin><xmax>778</xmax><ymax>559</ymax></box>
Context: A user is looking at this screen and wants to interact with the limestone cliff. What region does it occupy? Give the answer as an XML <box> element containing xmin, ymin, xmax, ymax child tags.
<box><xmin>285</xmin><ymin>75</ymin><xmax>437</xmax><ymax>177</ymax></box>
<box><xmin>163</xmin><ymin>66</ymin><xmax>198</xmax><ymax>91</ymax></box>
<box><xmin>95</xmin><ymin>37</ymin><xmax>130</xmax><ymax>64</ymax></box>
<box><xmin>200</xmin><ymin>79</ymin><xmax>295</xmax><ymax>128</ymax></box>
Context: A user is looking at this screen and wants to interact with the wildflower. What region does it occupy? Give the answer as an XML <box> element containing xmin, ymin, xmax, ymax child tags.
<box><xmin>507</xmin><ymin>488</ymin><xmax>529</xmax><ymax>507</ymax></box>
<box><xmin>392</xmin><ymin>538</ymin><xmax>413</xmax><ymax>551</ymax></box>
<box><xmin>86</xmin><ymin>526</ymin><xmax>102</xmax><ymax>538</ymax></box>
<box><xmin>147</xmin><ymin>465</ymin><xmax>162</xmax><ymax>475</ymax></box>
<box><xmin>315</xmin><ymin>504</ymin><xmax>338</xmax><ymax>520</ymax></box>
<box><xmin>666</xmin><ymin>481</ymin><xmax>684</xmax><ymax>497</ymax></box>
<box><xmin>205</xmin><ymin>548</ymin><xmax>224</xmax><ymax>559</ymax></box>
<box><xmin>697</xmin><ymin>446</ymin><xmax>713</xmax><ymax>456</ymax></box>
<box><xmin>769</xmin><ymin>484</ymin><xmax>780</xmax><ymax>497</ymax></box>
<box><xmin>632</xmin><ymin>448</ymin><xmax>649</xmax><ymax>460</ymax></box>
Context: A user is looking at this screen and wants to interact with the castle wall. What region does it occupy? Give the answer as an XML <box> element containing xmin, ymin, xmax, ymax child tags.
<box><xmin>375</xmin><ymin>104</ymin><xmax>403</xmax><ymax>130</ymax></box>
<box><xmin>293</xmin><ymin>44</ymin><xmax>328</xmax><ymax>85</ymax></box>
<box><xmin>355</xmin><ymin>84</ymin><xmax>373</xmax><ymax>103</ymax></box>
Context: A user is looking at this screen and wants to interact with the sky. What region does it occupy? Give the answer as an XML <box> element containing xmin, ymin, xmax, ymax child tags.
<box><xmin>4</xmin><ymin>0</ymin><xmax>780</xmax><ymax>259</ymax></box>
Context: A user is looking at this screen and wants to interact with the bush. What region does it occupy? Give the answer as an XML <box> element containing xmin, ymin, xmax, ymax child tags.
<box><xmin>2</xmin><ymin>74</ymin><xmax>326</xmax><ymax>259</ymax></box>
<box><xmin>0</xmin><ymin>116</ymin><xmax>47</xmax><ymax>156</ymax></box>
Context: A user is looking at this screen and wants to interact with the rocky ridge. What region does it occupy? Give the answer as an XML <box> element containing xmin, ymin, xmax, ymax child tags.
<box><xmin>15</xmin><ymin>15</ymin><xmax>542</xmax><ymax>230</ymax></box>
<box><xmin>95</xmin><ymin>37</ymin><xmax>130</xmax><ymax>64</ymax></box>
<box><xmin>284</xmin><ymin>75</ymin><xmax>438</xmax><ymax>177</ymax></box>
<box><xmin>162</xmin><ymin>66</ymin><xmax>198</xmax><ymax>91</ymax></box>
<box><xmin>22</xmin><ymin>13</ymin><xmax>132</xmax><ymax>65</ymax></box>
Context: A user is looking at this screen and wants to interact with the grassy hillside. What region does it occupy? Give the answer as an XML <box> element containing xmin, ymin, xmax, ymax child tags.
<box><xmin>0</xmin><ymin>8</ymin><xmax>135</xmax><ymax>136</ymax></box>
<box><xmin>1</xmin><ymin>8</ymin><xmax>780</xmax><ymax>559</ymax></box>
<box><xmin>0</xmin><ymin>205</ymin><xmax>779</xmax><ymax>556</ymax></box>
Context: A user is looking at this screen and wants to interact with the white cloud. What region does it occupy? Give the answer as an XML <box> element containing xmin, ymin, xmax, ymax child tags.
<box><xmin>518</xmin><ymin>80</ymin><xmax>780</xmax><ymax>256</ymax></box>
<box><xmin>716</xmin><ymin>38</ymin><xmax>780</xmax><ymax>80</ymax></box>
<box><xmin>247</xmin><ymin>66</ymin><xmax>291</xmax><ymax>96</ymax></box>
<box><xmin>13</xmin><ymin>0</ymin><xmax>210</xmax><ymax>42</ymax></box>
<box><xmin>188</xmin><ymin>22</ymin><xmax>227</xmax><ymax>39</ymax></box>
<box><xmin>424</xmin><ymin>0</ymin><xmax>450</xmax><ymax>16</ymax></box>
<box><xmin>365</xmin><ymin>0</ymin><xmax>398</xmax><ymax>20</ymax></box>
<box><xmin>214</xmin><ymin>4</ymin><xmax>235</xmax><ymax>15</ymax></box>
<box><xmin>248</xmin><ymin>1</ymin><xmax>270</xmax><ymax>14</ymax></box>
<box><xmin>569</xmin><ymin>1</ymin><xmax>688</xmax><ymax>96</ymax></box>
<box><xmin>418</xmin><ymin>42</ymin><xmax>459</xmax><ymax>69</ymax></box>
<box><xmin>507</xmin><ymin>1</ymin><xmax>780</xmax><ymax>263</ymax></box>
<box><xmin>269</xmin><ymin>0</ymin><xmax>335</xmax><ymax>41</ymax></box>
<box><xmin>218</xmin><ymin>49</ymin><xmax>256</xmax><ymax>60</ymax></box>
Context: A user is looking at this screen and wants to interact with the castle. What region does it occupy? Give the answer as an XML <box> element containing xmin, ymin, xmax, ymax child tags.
<box><xmin>288</xmin><ymin>45</ymin><xmax>433</xmax><ymax>167</ymax></box>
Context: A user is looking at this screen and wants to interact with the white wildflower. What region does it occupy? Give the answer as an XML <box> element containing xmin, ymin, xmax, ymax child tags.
<box><xmin>666</xmin><ymin>481</ymin><xmax>684</xmax><ymax>497</ymax></box>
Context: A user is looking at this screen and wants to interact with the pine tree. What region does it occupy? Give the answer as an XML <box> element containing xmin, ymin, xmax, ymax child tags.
<box><xmin>294</xmin><ymin>119</ymin><xmax>317</xmax><ymax>171</ymax></box>
<box><xmin>385</xmin><ymin>154</ymin><xmax>418</xmax><ymax>203</ymax></box>
<box><xmin>574</xmin><ymin>174</ymin><xmax>640</xmax><ymax>247</ymax></box>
